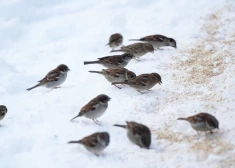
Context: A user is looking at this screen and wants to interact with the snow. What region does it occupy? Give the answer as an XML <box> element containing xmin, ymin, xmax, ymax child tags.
<box><xmin>0</xmin><ymin>0</ymin><xmax>235</xmax><ymax>168</ymax></box>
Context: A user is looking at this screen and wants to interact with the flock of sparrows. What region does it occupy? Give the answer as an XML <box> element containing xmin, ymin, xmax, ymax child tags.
<box><xmin>0</xmin><ymin>33</ymin><xmax>219</xmax><ymax>156</ymax></box>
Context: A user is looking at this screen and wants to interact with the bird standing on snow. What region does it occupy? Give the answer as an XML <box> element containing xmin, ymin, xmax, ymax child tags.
<box><xmin>68</xmin><ymin>132</ymin><xmax>110</xmax><ymax>156</ymax></box>
<box><xmin>70</xmin><ymin>94</ymin><xmax>111</xmax><ymax>124</ymax></box>
<box><xmin>84</xmin><ymin>53</ymin><xmax>133</xmax><ymax>68</ymax></box>
<box><xmin>112</xmin><ymin>73</ymin><xmax>162</xmax><ymax>94</ymax></box>
<box><xmin>26</xmin><ymin>64</ymin><xmax>70</xmax><ymax>91</ymax></box>
<box><xmin>177</xmin><ymin>113</ymin><xmax>219</xmax><ymax>134</ymax></box>
<box><xmin>110</xmin><ymin>42</ymin><xmax>154</xmax><ymax>59</ymax></box>
<box><xmin>0</xmin><ymin>105</ymin><xmax>7</xmax><ymax>127</ymax></box>
<box><xmin>106</xmin><ymin>33</ymin><xmax>123</xmax><ymax>51</ymax></box>
<box><xmin>129</xmin><ymin>34</ymin><xmax>177</xmax><ymax>49</ymax></box>
<box><xmin>88</xmin><ymin>68</ymin><xmax>136</xmax><ymax>89</ymax></box>
<box><xmin>114</xmin><ymin>121</ymin><xmax>151</xmax><ymax>149</ymax></box>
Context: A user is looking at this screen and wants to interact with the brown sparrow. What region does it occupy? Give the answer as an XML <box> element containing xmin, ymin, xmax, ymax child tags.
<box><xmin>114</xmin><ymin>121</ymin><xmax>151</xmax><ymax>149</ymax></box>
<box><xmin>70</xmin><ymin>94</ymin><xmax>111</xmax><ymax>124</ymax></box>
<box><xmin>106</xmin><ymin>33</ymin><xmax>123</xmax><ymax>51</ymax></box>
<box><xmin>129</xmin><ymin>34</ymin><xmax>177</xmax><ymax>49</ymax></box>
<box><xmin>88</xmin><ymin>68</ymin><xmax>136</xmax><ymax>89</ymax></box>
<box><xmin>112</xmin><ymin>73</ymin><xmax>162</xmax><ymax>94</ymax></box>
<box><xmin>68</xmin><ymin>132</ymin><xmax>110</xmax><ymax>156</ymax></box>
<box><xmin>110</xmin><ymin>42</ymin><xmax>154</xmax><ymax>59</ymax></box>
<box><xmin>177</xmin><ymin>113</ymin><xmax>219</xmax><ymax>133</ymax></box>
<box><xmin>0</xmin><ymin>105</ymin><xmax>7</xmax><ymax>126</ymax></box>
<box><xmin>26</xmin><ymin>64</ymin><xmax>70</xmax><ymax>91</ymax></box>
<box><xmin>84</xmin><ymin>53</ymin><xmax>133</xmax><ymax>68</ymax></box>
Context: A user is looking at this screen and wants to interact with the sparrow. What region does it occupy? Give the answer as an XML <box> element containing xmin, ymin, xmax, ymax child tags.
<box><xmin>88</xmin><ymin>68</ymin><xmax>136</xmax><ymax>89</ymax></box>
<box><xmin>26</xmin><ymin>64</ymin><xmax>70</xmax><ymax>91</ymax></box>
<box><xmin>110</xmin><ymin>42</ymin><xmax>154</xmax><ymax>59</ymax></box>
<box><xmin>177</xmin><ymin>113</ymin><xmax>219</xmax><ymax>134</ymax></box>
<box><xmin>84</xmin><ymin>53</ymin><xmax>133</xmax><ymax>68</ymax></box>
<box><xmin>114</xmin><ymin>121</ymin><xmax>151</xmax><ymax>149</ymax></box>
<box><xmin>106</xmin><ymin>33</ymin><xmax>123</xmax><ymax>51</ymax></box>
<box><xmin>129</xmin><ymin>34</ymin><xmax>177</xmax><ymax>49</ymax></box>
<box><xmin>70</xmin><ymin>94</ymin><xmax>111</xmax><ymax>124</ymax></box>
<box><xmin>0</xmin><ymin>105</ymin><xmax>7</xmax><ymax>127</ymax></box>
<box><xmin>68</xmin><ymin>132</ymin><xmax>110</xmax><ymax>156</ymax></box>
<box><xmin>112</xmin><ymin>73</ymin><xmax>162</xmax><ymax>94</ymax></box>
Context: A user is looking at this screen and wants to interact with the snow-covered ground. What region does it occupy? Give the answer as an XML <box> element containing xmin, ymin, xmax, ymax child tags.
<box><xmin>0</xmin><ymin>0</ymin><xmax>234</xmax><ymax>168</ymax></box>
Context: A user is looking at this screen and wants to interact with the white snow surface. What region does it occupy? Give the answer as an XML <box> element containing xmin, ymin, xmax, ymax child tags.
<box><xmin>0</xmin><ymin>0</ymin><xmax>235</xmax><ymax>168</ymax></box>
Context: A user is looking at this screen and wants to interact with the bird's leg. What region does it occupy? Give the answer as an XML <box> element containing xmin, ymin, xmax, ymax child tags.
<box><xmin>93</xmin><ymin>119</ymin><xmax>100</xmax><ymax>125</ymax></box>
<box><xmin>209</xmin><ymin>130</ymin><xmax>213</xmax><ymax>134</ymax></box>
<box><xmin>137</xmin><ymin>90</ymin><xmax>144</xmax><ymax>94</ymax></box>
<box><xmin>95</xmin><ymin>153</ymin><xmax>99</xmax><ymax>157</ymax></box>
<box><xmin>53</xmin><ymin>86</ymin><xmax>61</xmax><ymax>89</ymax></box>
<box><xmin>113</xmin><ymin>84</ymin><xmax>122</xmax><ymax>89</ymax></box>
<box><xmin>148</xmin><ymin>89</ymin><xmax>153</xmax><ymax>91</ymax></box>
<box><xmin>196</xmin><ymin>131</ymin><xmax>201</xmax><ymax>136</ymax></box>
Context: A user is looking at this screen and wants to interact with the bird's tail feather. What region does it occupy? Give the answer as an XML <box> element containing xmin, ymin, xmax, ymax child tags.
<box><xmin>88</xmin><ymin>71</ymin><xmax>103</xmax><ymax>75</ymax></box>
<box><xmin>113</xmin><ymin>124</ymin><xmax>127</xmax><ymax>128</ymax></box>
<box><xmin>70</xmin><ymin>114</ymin><xmax>82</xmax><ymax>121</ymax></box>
<box><xmin>68</xmin><ymin>140</ymin><xmax>82</xmax><ymax>144</ymax></box>
<box><xmin>177</xmin><ymin>117</ymin><xmax>188</xmax><ymax>121</ymax></box>
<box><xmin>26</xmin><ymin>83</ymin><xmax>42</xmax><ymax>91</ymax></box>
<box><xmin>84</xmin><ymin>61</ymin><xmax>100</xmax><ymax>65</ymax></box>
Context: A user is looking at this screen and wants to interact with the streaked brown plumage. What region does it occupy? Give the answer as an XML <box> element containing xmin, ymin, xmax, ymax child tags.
<box><xmin>178</xmin><ymin>113</ymin><xmax>219</xmax><ymax>134</ymax></box>
<box><xmin>114</xmin><ymin>121</ymin><xmax>151</xmax><ymax>149</ymax></box>
<box><xmin>70</xmin><ymin>94</ymin><xmax>111</xmax><ymax>124</ymax></box>
<box><xmin>68</xmin><ymin>132</ymin><xmax>110</xmax><ymax>155</ymax></box>
<box><xmin>26</xmin><ymin>64</ymin><xmax>70</xmax><ymax>91</ymax></box>
<box><xmin>112</xmin><ymin>73</ymin><xmax>162</xmax><ymax>93</ymax></box>
<box><xmin>84</xmin><ymin>53</ymin><xmax>133</xmax><ymax>68</ymax></box>
<box><xmin>129</xmin><ymin>34</ymin><xmax>177</xmax><ymax>49</ymax></box>
<box><xmin>89</xmin><ymin>68</ymin><xmax>136</xmax><ymax>89</ymax></box>
<box><xmin>106</xmin><ymin>33</ymin><xmax>123</xmax><ymax>50</ymax></box>
<box><xmin>110</xmin><ymin>42</ymin><xmax>154</xmax><ymax>59</ymax></box>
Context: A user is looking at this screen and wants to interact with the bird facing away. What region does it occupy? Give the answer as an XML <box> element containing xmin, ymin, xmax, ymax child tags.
<box><xmin>177</xmin><ymin>113</ymin><xmax>219</xmax><ymax>134</ymax></box>
<box><xmin>129</xmin><ymin>34</ymin><xmax>177</xmax><ymax>49</ymax></box>
<box><xmin>70</xmin><ymin>94</ymin><xmax>111</xmax><ymax>124</ymax></box>
<box><xmin>68</xmin><ymin>132</ymin><xmax>110</xmax><ymax>156</ymax></box>
<box><xmin>110</xmin><ymin>42</ymin><xmax>154</xmax><ymax>59</ymax></box>
<box><xmin>0</xmin><ymin>105</ymin><xmax>7</xmax><ymax>126</ymax></box>
<box><xmin>84</xmin><ymin>53</ymin><xmax>133</xmax><ymax>68</ymax></box>
<box><xmin>106</xmin><ymin>33</ymin><xmax>123</xmax><ymax>51</ymax></box>
<box><xmin>88</xmin><ymin>68</ymin><xmax>136</xmax><ymax>89</ymax></box>
<box><xmin>26</xmin><ymin>64</ymin><xmax>70</xmax><ymax>91</ymax></box>
<box><xmin>114</xmin><ymin>121</ymin><xmax>151</xmax><ymax>149</ymax></box>
<box><xmin>112</xmin><ymin>73</ymin><xmax>162</xmax><ymax>94</ymax></box>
